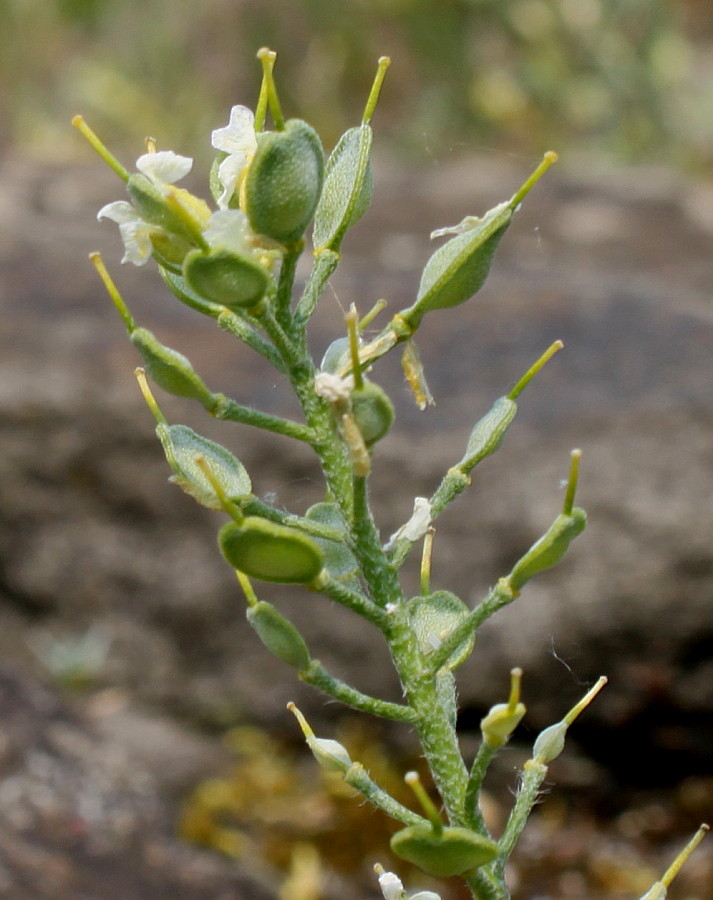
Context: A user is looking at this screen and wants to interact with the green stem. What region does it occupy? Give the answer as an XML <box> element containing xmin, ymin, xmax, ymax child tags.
<box><xmin>345</xmin><ymin>762</ymin><xmax>426</xmax><ymax>827</ymax></box>
<box><xmin>215</xmin><ymin>309</ymin><xmax>287</xmax><ymax>373</ymax></box>
<box><xmin>495</xmin><ymin>761</ymin><xmax>548</xmax><ymax>876</ymax></box>
<box><xmin>314</xmin><ymin>573</ymin><xmax>389</xmax><ymax>630</ymax></box>
<box><xmin>465</xmin><ymin>867</ymin><xmax>508</xmax><ymax>900</ymax></box>
<box><xmin>464</xmin><ymin>741</ymin><xmax>498</xmax><ymax>835</ymax></box>
<box><xmin>274</xmin><ymin>244</ymin><xmax>302</xmax><ymax>331</ymax></box>
<box><xmin>209</xmin><ymin>393</ymin><xmax>313</xmax><ymax>442</ymax></box>
<box><xmin>301</xmin><ymin>660</ymin><xmax>417</xmax><ymax>723</ymax></box>
<box><xmin>352</xmin><ymin>475</ymin><xmax>403</xmax><ymax>607</ymax></box>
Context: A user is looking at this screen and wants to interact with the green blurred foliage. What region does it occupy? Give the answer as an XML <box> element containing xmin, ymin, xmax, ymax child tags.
<box><xmin>1</xmin><ymin>0</ymin><xmax>711</xmax><ymax>166</ymax></box>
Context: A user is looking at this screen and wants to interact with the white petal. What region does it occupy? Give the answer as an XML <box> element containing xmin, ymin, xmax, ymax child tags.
<box><xmin>410</xmin><ymin>892</ymin><xmax>442</xmax><ymax>900</ymax></box>
<box><xmin>378</xmin><ymin>871</ymin><xmax>405</xmax><ymax>900</ymax></box>
<box><xmin>212</xmin><ymin>105</ymin><xmax>257</xmax><ymax>156</ymax></box>
<box><xmin>385</xmin><ymin>497</ymin><xmax>432</xmax><ymax>549</ymax></box>
<box><xmin>314</xmin><ymin>372</ymin><xmax>354</xmax><ymax>403</ymax></box>
<box><xmin>216</xmin><ymin>154</ymin><xmax>246</xmax><ymax>209</ymax></box>
<box><xmin>203</xmin><ymin>209</ymin><xmax>252</xmax><ymax>254</ymax></box>
<box><xmin>97</xmin><ymin>200</ymin><xmax>140</xmax><ymax>224</ymax></box>
<box><xmin>117</xmin><ymin>221</ymin><xmax>155</xmax><ymax>265</ymax></box>
<box><xmin>136</xmin><ymin>150</ymin><xmax>193</xmax><ymax>186</ymax></box>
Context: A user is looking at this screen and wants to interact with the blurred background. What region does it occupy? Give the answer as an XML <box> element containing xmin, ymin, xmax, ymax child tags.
<box><xmin>2</xmin><ymin>2</ymin><xmax>713</xmax><ymax>899</ymax></box>
<box><xmin>2</xmin><ymin>0</ymin><xmax>713</xmax><ymax>169</ymax></box>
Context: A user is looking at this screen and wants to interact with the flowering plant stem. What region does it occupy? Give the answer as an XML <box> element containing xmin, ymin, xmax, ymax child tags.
<box><xmin>76</xmin><ymin>48</ymin><xmax>708</xmax><ymax>900</ymax></box>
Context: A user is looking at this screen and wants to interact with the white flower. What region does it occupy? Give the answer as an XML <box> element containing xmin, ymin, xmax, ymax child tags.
<box><xmin>97</xmin><ymin>200</ymin><xmax>159</xmax><ymax>265</ymax></box>
<box><xmin>203</xmin><ymin>209</ymin><xmax>255</xmax><ymax>255</ymax></box>
<box><xmin>385</xmin><ymin>497</ymin><xmax>432</xmax><ymax>550</ymax></box>
<box><xmin>97</xmin><ymin>150</ymin><xmax>194</xmax><ymax>265</ymax></box>
<box><xmin>377</xmin><ymin>869</ymin><xmax>441</xmax><ymax>900</ymax></box>
<box><xmin>136</xmin><ymin>150</ymin><xmax>193</xmax><ymax>189</ymax></box>
<box><xmin>211</xmin><ymin>105</ymin><xmax>258</xmax><ymax>209</ymax></box>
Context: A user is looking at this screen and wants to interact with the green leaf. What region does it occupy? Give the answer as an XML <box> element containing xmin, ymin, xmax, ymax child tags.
<box><xmin>313</xmin><ymin>125</ymin><xmax>373</xmax><ymax>252</ymax></box>
<box><xmin>157</xmin><ymin>424</ymin><xmax>251</xmax><ymax>509</ymax></box>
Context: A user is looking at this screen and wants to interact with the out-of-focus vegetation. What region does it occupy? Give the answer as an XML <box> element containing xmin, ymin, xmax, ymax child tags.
<box><xmin>2</xmin><ymin>0</ymin><xmax>712</xmax><ymax>168</ymax></box>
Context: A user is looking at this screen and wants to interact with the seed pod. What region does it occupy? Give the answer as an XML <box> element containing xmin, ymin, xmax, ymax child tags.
<box><xmin>509</xmin><ymin>508</ymin><xmax>587</xmax><ymax>592</ymax></box>
<box><xmin>246</xmin><ymin>600</ymin><xmax>310</xmax><ymax>670</ymax></box>
<box><xmin>244</xmin><ymin>119</ymin><xmax>324</xmax><ymax>244</ymax></box>
<box><xmin>350</xmin><ymin>381</ymin><xmax>394</xmax><ymax>446</ymax></box>
<box><xmin>390</xmin><ymin>825</ymin><xmax>499</xmax><ymax>878</ymax></box>
<box><xmin>218</xmin><ymin>518</ymin><xmax>324</xmax><ymax>584</ymax></box>
<box><xmin>313</xmin><ymin>124</ymin><xmax>373</xmax><ymax>252</ymax></box>
<box><xmin>183</xmin><ymin>247</ymin><xmax>269</xmax><ymax>309</ymax></box>
<box><xmin>458</xmin><ymin>396</ymin><xmax>517</xmax><ymax>473</ymax></box>
<box><xmin>399</xmin><ymin>202</ymin><xmax>512</xmax><ymax>331</ymax></box>
<box><xmin>320</xmin><ymin>336</ymin><xmax>350</xmax><ymax>374</ymax></box>
<box><xmin>407</xmin><ymin>590</ymin><xmax>474</xmax><ymax>670</ymax></box>
<box><xmin>481</xmin><ymin>701</ymin><xmax>526</xmax><ymax>748</ymax></box>
<box><xmin>532</xmin><ymin>721</ymin><xmax>566</xmax><ymax>764</ymax></box>
<box><xmin>157</xmin><ymin>424</ymin><xmax>252</xmax><ymax>509</ymax></box>
<box><xmin>305</xmin><ymin>502</ymin><xmax>360</xmax><ymax>586</ymax></box>
<box><xmin>130</xmin><ymin>328</ymin><xmax>213</xmax><ymax>404</ymax></box>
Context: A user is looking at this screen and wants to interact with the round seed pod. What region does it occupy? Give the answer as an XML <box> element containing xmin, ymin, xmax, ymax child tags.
<box><xmin>246</xmin><ymin>601</ymin><xmax>310</xmax><ymax>670</ymax></box>
<box><xmin>183</xmin><ymin>248</ymin><xmax>269</xmax><ymax>309</ymax></box>
<box><xmin>390</xmin><ymin>825</ymin><xmax>499</xmax><ymax>878</ymax></box>
<box><xmin>350</xmin><ymin>381</ymin><xmax>394</xmax><ymax>446</ymax></box>
<box><xmin>407</xmin><ymin>590</ymin><xmax>474</xmax><ymax>670</ymax></box>
<box><xmin>244</xmin><ymin>119</ymin><xmax>324</xmax><ymax>244</ymax></box>
<box><xmin>218</xmin><ymin>518</ymin><xmax>324</xmax><ymax>584</ymax></box>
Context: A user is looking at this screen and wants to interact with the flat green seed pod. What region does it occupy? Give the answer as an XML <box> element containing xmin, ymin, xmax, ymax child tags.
<box><xmin>183</xmin><ymin>247</ymin><xmax>269</xmax><ymax>309</ymax></box>
<box><xmin>131</xmin><ymin>328</ymin><xmax>213</xmax><ymax>404</ymax></box>
<box><xmin>246</xmin><ymin>601</ymin><xmax>310</xmax><ymax>670</ymax></box>
<box><xmin>159</xmin><ymin>267</ymin><xmax>224</xmax><ymax>317</ymax></box>
<box><xmin>351</xmin><ymin>381</ymin><xmax>394</xmax><ymax>446</ymax></box>
<box><xmin>459</xmin><ymin>396</ymin><xmax>518</xmax><ymax>473</ymax></box>
<box><xmin>390</xmin><ymin>825</ymin><xmax>499</xmax><ymax>877</ymax></box>
<box><xmin>218</xmin><ymin>518</ymin><xmax>324</xmax><ymax>584</ymax></box>
<box><xmin>400</xmin><ymin>202</ymin><xmax>512</xmax><ymax>330</ymax></box>
<box><xmin>305</xmin><ymin>502</ymin><xmax>359</xmax><ymax>583</ymax></box>
<box><xmin>320</xmin><ymin>336</ymin><xmax>350</xmax><ymax>374</ymax></box>
<box><xmin>509</xmin><ymin>508</ymin><xmax>587</xmax><ymax>592</ymax></box>
<box><xmin>313</xmin><ymin>125</ymin><xmax>373</xmax><ymax>252</ymax></box>
<box><xmin>245</xmin><ymin>119</ymin><xmax>324</xmax><ymax>244</ymax></box>
<box><xmin>158</xmin><ymin>424</ymin><xmax>252</xmax><ymax>509</ymax></box>
<box><xmin>407</xmin><ymin>590</ymin><xmax>474</xmax><ymax>670</ymax></box>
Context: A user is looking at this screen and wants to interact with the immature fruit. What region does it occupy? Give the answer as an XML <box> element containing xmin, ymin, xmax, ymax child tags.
<box><xmin>350</xmin><ymin>381</ymin><xmax>394</xmax><ymax>446</ymax></box>
<box><xmin>407</xmin><ymin>590</ymin><xmax>474</xmax><ymax>670</ymax></box>
<box><xmin>218</xmin><ymin>518</ymin><xmax>324</xmax><ymax>584</ymax></box>
<box><xmin>245</xmin><ymin>119</ymin><xmax>324</xmax><ymax>244</ymax></box>
<box><xmin>130</xmin><ymin>328</ymin><xmax>213</xmax><ymax>403</ymax></box>
<box><xmin>183</xmin><ymin>248</ymin><xmax>269</xmax><ymax>309</ymax></box>
<box><xmin>246</xmin><ymin>601</ymin><xmax>310</xmax><ymax>670</ymax></box>
<box><xmin>390</xmin><ymin>825</ymin><xmax>499</xmax><ymax>877</ymax></box>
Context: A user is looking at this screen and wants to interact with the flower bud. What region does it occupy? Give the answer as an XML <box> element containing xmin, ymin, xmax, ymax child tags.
<box><xmin>218</xmin><ymin>518</ymin><xmax>324</xmax><ymax>584</ymax></box>
<box><xmin>244</xmin><ymin>119</ymin><xmax>324</xmax><ymax>244</ymax></box>
<box><xmin>246</xmin><ymin>600</ymin><xmax>310</xmax><ymax>670</ymax></box>
<box><xmin>183</xmin><ymin>247</ymin><xmax>270</xmax><ymax>310</ymax></box>
<box><xmin>390</xmin><ymin>825</ymin><xmax>498</xmax><ymax>878</ymax></box>
<box><xmin>508</xmin><ymin>508</ymin><xmax>587</xmax><ymax>592</ymax></box>
<box><xmin>288</xmin><ymin>702</ymin><xmax>352</xmax><ymax>772</ymax></box>
<box><xmin>130</xmin><ymin>328</ymin><xmax>213</xmax><ymax>404</ymax></box>
<box><xmin>481</xmin><ymin>700</ymin><xmax>526</xmax><ymax>748</ymax></box>
<box><xmin>350</xmin><ymin>381</ymin><xmax>395</xmax><ymax>446</ymax></box>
